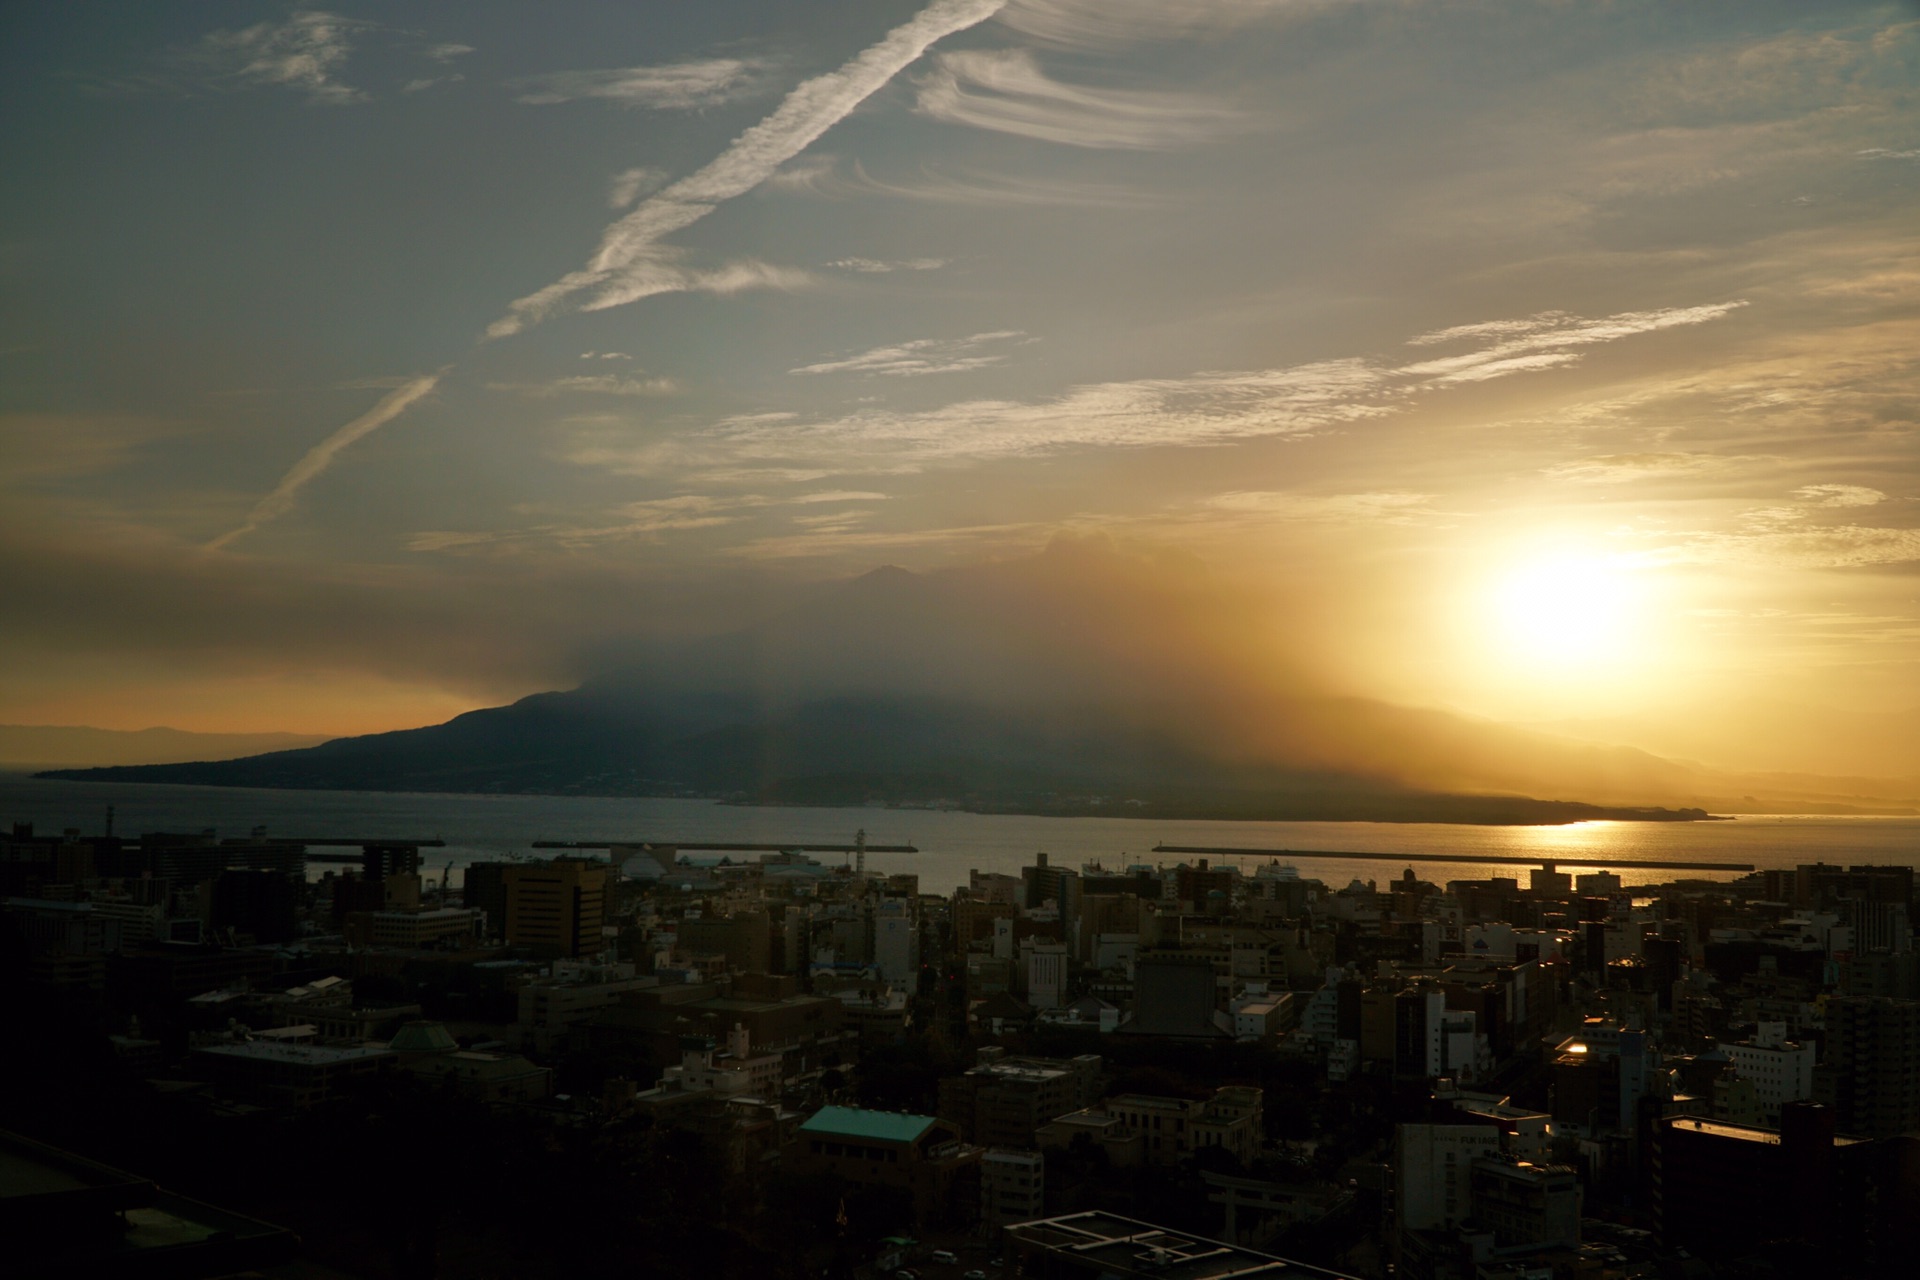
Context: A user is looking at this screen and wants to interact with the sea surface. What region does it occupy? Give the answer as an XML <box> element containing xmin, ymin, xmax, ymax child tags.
<box><xmin>4</xmin><ymin>774</ymin><xmax>1917</xmax><ymax>895</ymax></box>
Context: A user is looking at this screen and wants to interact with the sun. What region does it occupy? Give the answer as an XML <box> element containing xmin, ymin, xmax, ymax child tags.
<box><xmin>1487</xmin><ymin>551</ymin><xmax>1641</xmax><ymax>669</ymax></box>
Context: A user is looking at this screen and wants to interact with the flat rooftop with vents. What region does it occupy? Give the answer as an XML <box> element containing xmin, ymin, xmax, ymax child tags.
<box><xmin>1004</xmin><ymin>1210</ymin><xmax>1360</xmax><ymax>1280</ymax></box>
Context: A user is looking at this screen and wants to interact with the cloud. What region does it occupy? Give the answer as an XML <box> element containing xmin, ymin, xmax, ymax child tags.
<box><xmin>486</xmin><ymin>374</ymin><xmax>681</xmax><ymax>398</ymax></box>
<box><xmin>608</xmin><ymin>167</ymin><xmax>668</xmax><ymax>209</ymax></box>
<box><xmin>426</xmin><ymin>44</ymin><xmax>475</xmax><ymax>62</ymax></box>
<box><xmin>402</xmin><ymin>74</ymin><xmax>464</xmax><ymax>94</ymax></box>
<box><xmin>1543</xmin><ymin>453</ymin><xmax>1741</xmax><ymax>484</ymax></box>
<box><xmin>512</xmin><ymin>59</ymin><xmax>768</xmax><ymax>110</ymax></box>
<box><xmin>998</xmin><ymin>0</ymin><xmax>1305</xmax><ymax>49</ymax></box>
<box><xmin>837</xmin><ymin>160</ymin><xmax>1163</xmax><ymax>207</ymax></box>
<box><xmin>1795</xmin><ymin>484</ymin><xmax>1886</xmax><ymax>508</ymax></box>
<box><xmin>206</xmin><ymin>373</ymin><xmax>445</xmax><ymax>550</ymax></box>
<box><xmin>1619</xmin><ymin>23</ymin><xmax>1919</xmax><ymax>128</ymax></box>
<box><xmin>488</xmin><ymin>0</ymin><xmax>1010</xmax><ymax>339</ymax></box>
<box><xmin>789</xmin><ymin>331</ymin><xmax>1028</xmax><ymax>377</ymax></box>
<box><xmin>707</xmin><ymin>359</ymin><xmax>1391</xmax><ymax>470</ymax></box>
<box><xmin>1858</xmin><ymin>147</ymin><xmax>1920</xmax><ymax>161</ymax></box>
<box><xmin>762</xmin><ymin>155</ymin><xmax>842</xmax><ymax>194</ymax></box>
<box><xmin>411</xmin><ymin>495</ymin><xmax>754</xmax><ymax>554</ymax></box>
<box><xmin>826</xmin><ymin>257</ymin><xmax>949</xmax><ymax>273</ymax></box>
<box><xmin>1204</xmin><ymin>490</ymin><xmax>1448</xmax><ymax>526</ymax></box>
<box><xmin>410</xmin><ymin>489</ymin><xmax>887</xmax><ymax>555</ymax></box>
<box><xmin>1670</xmin><ymin>524</ymin><xmax>1920</xmax><ymax>570</ymax></box>
<box><xmin>1641</xmin><ymin>483</ymin><xmax>1914</xmax><ymax>571</ymax></box>
<box><xmin>624</xmin><ymin>302</ymin><xmax>1748</xmax><ymax>475</ymax></box>
<box><xmin>728</xmin><ymin>520</ymin><xmax>1045</xmax><ymax>560</ymax></box>
<box><xmin>792</xmin><ymin>491</ymin><xmax>890</xmax><ymax>504</ymax></box>
<box><xmin>190</xmin><ymin>10</ymin><xmax>372</xmax><ymax>105</ymax></box>
<box><xmin>915</xmin><ymin>48</ymin><xmax>1241</xmax><ymax>149</ymax></box>
<box><xmin>1398</xmin><ymin>304</ymin><xmax>1748</xmax><ymax>384</ymax></box>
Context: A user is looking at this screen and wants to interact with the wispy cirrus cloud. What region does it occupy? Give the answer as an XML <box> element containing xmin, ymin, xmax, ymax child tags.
<box><xmin>1204</xmin><ymin>490</ymin><xmax>1450</xmax><ymax>526</ymax></box>
<box><xmin>790</xmin><ymin>331</ymin><xmax>1028</xmax><ymax>377</ymax></box>
<box><xmin>1795</xmin><ymin>483</ymin><xmax>1886</xmax><ymax>508</ymax></box>
<box><xmin>118</xmin><ymin>14</ymin><xmax>476</xmax><ymax>104</ymax></box>
<box><xmin>1665</xmin><ymin>523</ymin><xmax>1920</xmax><ymax>571</ymax></box>
<box><xmin>512</xmin><ymin>59</ymin><xmax>769</xmax><ymax>110</ymax></box>
<box><xmin>998</xmin><ymin>0</ymin><xmax>1304</xmax><ymax>50</ymax></box>
<box><xmin>1543</xmin><ymin>452</ymin><xmax>1749</xmax><ymax>485</ymax></box>
<box><xmin>190</xmin><ymin>10</ymin><xmax>373</xmax><ymax>105</ymax></box>
<box><xmin>837</xmin><ymin>159</ymin><xmax>1163</xmax><ymax>207</ymax></box>
<box><xmin>410</xmin><ymin>489</ymin><xmax>890</xmax><ymax>555</ymax></box>
<box><xmin>826</xmin><ymin>257</ymin><xmax>949</xmax><ymax>273</ymax></box>
<box><xmin>1633</xmin><ymin>481</ymin><xmax>1917</xmax><ymax>571</ymax></box>
<box><xmin>1399</xmin><ymin>304</ymin><xmax>1748</xmax><ymax>384</ymax></box>
<box><xmin>916</xmin><ymin>48</ymin><xmax>1242</xmax><ymax>149</ymax></box>
<box><xmin>697</xmin><ymin>359</ymin><xmax>1393</xmax><ymax>470</ymax></box>
<box><xmin>486</xmin><ymin>374</ymin><xmax>681</xmax><ymax>398</ymax></box>
<box><xmin>611</xmin><ymin>302</ymin><xmax>1747</xmax><ymax>475</ymax></box>
<box><xmin>727</xmin><ymin>519</ymin><xmax>1045</xmax><ymax>560</ymax></box>
<box><xmin>489</xmin><ymin>0</ymin><xmax>1010</xmax><ymax>339</ymax></box>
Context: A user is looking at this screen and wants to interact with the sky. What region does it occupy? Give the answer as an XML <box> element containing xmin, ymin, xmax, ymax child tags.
<box><xmin>1</xmin><ymin>1</ymin><xmax>1917</xmax><ymax>779</ymax></box>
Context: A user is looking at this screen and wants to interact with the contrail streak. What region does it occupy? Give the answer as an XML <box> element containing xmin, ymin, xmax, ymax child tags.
<box><xmin>211</xmin><ymin>0</ymin><xmax>1005</xmax><ymax>549</ymax></box>
<box><xmin>206</xmin><ymin>372</ymin><xmax>444</xmax><ymax>550</ymax></box>
<box><xmin>489</xmin><ymin>0</ymin><xmax>1009</xmax><ymax>337</ymax></box>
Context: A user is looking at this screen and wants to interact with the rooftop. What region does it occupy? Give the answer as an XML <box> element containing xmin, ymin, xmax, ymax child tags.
<box><xmin>1662</xmin><ymin>1116</ymin><xmax>1869</xmax><ymax>1147</ymax></box>
<box><xmin>1006</xmin><ymin>1211</ymin><xmax>1358</xmax><ymax>1280</ymax></box>
<box><xmin>800</xmin><ymin>1106</ymin><xmax>937</xmax><ymax>1145</ymax></box>
<box><xmin>0</xmin><ymin>1130</ymin><xmax>295</xmax><ymax>1272</ymax></box>
<box><xmin>195</xmin><ymin>1041</ymin><xmax>395</xmax><ymax>1066</ymax></box>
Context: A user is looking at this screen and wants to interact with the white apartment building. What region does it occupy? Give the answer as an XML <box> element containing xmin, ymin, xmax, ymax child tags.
<box><xmin>1394</xmin><ymin>1124</ymin><xmax>1502</xmax><ymax>1232</ymax></box>
<box><xmin>981</xmin><ymin>1149</ymin><xmax>1045</xmax><ymax>1227</ymax></box>
<box><xmin>1722</xmin><ymin>1022</ymin><xmax>1816</xmax><ymax>1123</ymax></box>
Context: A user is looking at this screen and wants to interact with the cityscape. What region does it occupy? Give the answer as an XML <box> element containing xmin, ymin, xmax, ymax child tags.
<box><xmin>4</xmin><ymin>1</ymin><xmax>1918</xmax><ymax>1277</ymax></box>
<box><xmin>6</xmin><ymin>823</ymin><xmax>1920</xmax><ymax>1276</ymax></box>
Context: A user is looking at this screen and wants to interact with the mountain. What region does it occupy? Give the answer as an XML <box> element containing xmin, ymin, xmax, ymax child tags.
<box><xmin>29</xmin><ymin>540</ymin><xmax>1747</xmax><ymax>821</ymax></box>
<box><xmin>33</xmin><ymin>689</ymin><xmax>1714</xmax><ymax>823</ymax></box>
<box><xmin>1</xmin><ymin>723</ymin><xmax>329</xmax><ymax>771</ymax></box>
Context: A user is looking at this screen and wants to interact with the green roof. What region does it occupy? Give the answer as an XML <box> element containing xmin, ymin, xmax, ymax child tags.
<box><xmin>800</xmin><ymin>1106</ymin><xmax>937</xmax><ymax>1145</ymax></box>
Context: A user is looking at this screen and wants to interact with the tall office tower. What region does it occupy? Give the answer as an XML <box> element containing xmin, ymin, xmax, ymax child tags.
<box><xmin>503</xmin><ymin>858</ymin><xmax>608</xmax><ymax>958</ymax></box>
<box><xmin>463</xmin><ymin>861</ymin><xmax>511</xmax><ymax>939</ymax></box>
<box><xmin>1814</xmin><ymin>996</ymin><xmax>1920</xmax><ymax>1138</ymax></box>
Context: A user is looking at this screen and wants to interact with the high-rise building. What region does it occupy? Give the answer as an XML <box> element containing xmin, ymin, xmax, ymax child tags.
<box><xmin>1468</xmin><ymin>1157</ymin><xmax>1581</xmax><ymax>1249</ymax></box>
<box><xmin>980</xmin><ymin>1149</ymin><xmax>1044</xmax><ymax>1228</ymax></box>
<box><xmin>503</xmin><ymin>859</ymin><xmax>608</xmax><ymax>957</ymax></box>
<box><xmin>1651</xmin><ymin>1104</ymin><xmax>1868</xmax><ymax>1253</ymax></box>
<box><xmin>679</xmin><ymin>909</ymin><xmax>772</xmax><ymax>973</ymax></box>
<box><xmin>1723</xmin><ymin>1022</ymin><xmax>1816</xmax><ymax>1124</ymax></box>
<box><xmin>1394</xmin><ymin>1124</ymin><xmax>1501</xmax><ymax>1234</ymax></box>
<box><xmin>208</xmin><ymin>868</ymin><xmax>298</xmax><ymax>943</ymax></box>
<box><xmin>463</xmin><ymin>861</ymin><xmax>511</xmax><ymax>938</ymax></box>
<box><xmin>872</xmin><ymin>897</ymin><xmax>920</xmax><ymax>994</ymax></box>
<box><xmin>1815</xmin><ymin>996</ymin><xmax>1920</xmax><ymax>1138</ymax></box>
<box><xmin>1026</xmin><ymin>943</ymin><xmax>1068</xmax><ymax>1010</ymax></box>
<box><xmin>937</xmin><ymin>1048</ymin><xmax>1102</xmax><ymax>1148</ymax></box>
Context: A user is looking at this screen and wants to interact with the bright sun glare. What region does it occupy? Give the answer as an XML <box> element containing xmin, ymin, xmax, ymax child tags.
<box><xmin>1488</xmin><ymin>552</ymin><xmax>1641</xmax><ymax>668</ymax></box>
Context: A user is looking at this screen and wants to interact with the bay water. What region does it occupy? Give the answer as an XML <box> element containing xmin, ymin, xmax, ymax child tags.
<box><xmin>6</xmin><ymin>775</ymin><xmax>1916</xmax><ymax>895</ymax></box>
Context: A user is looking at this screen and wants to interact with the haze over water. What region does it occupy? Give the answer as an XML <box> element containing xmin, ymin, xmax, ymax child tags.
<box><xmin>7</xmin><ymin>776</ymin><xmax>1914</xmax><ymax>897</ymax></box>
